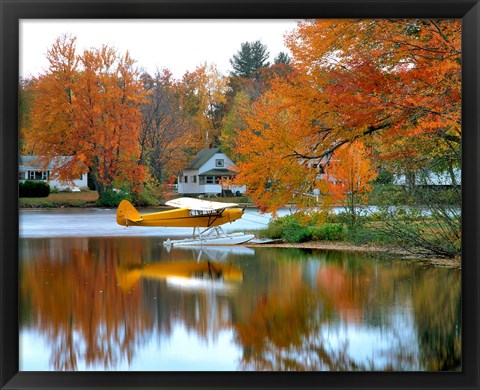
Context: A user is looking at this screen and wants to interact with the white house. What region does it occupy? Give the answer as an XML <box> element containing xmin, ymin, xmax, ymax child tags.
<box><xmin>19</xmin><ymin>156</ymin><xmax>88</xmax><ymax>191</ymax></box>
<box><xmin>393</xmin><ymin>168</ymin><xmax>461</xmax><ymax>187</ymax></box>
<box><xmin>177</xmin><ymin>148</ymin><xmax>246</xmax><ymax>196</ymax></box>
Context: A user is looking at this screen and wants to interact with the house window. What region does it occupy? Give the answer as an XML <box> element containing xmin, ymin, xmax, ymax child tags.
<box><xmin>28</xmin><ymin>171</ymin><xmax>47</xmax><ymax>180</ymax></box>
<box><xmin>215</xmin><ymin>159</ymin><xmax>224</xmax><ymax>167</ymax></box>
<box><xmin>19</xmin><ymin>172</ymin><xmax>26</xmax><ymax>180</ymax></box>
<box><xmin>28</xmin><ymin>171</ymin><xmax>45</xmax><ymax>180</ymax></box>
<box><xmin>206</xmin><ymin>176</ymin><xmax>215</xmax><ymax>184</ymax></box>
<box><xmin>184</xmin><ymin>176</ymin><xmax>188</xmax><ymax>183</ymax></box>
<box><xmin>199</xmin><ymin>176</ymin><xmax>206</xmax><ymax>185</ymax></box>
<box><xmin>191</xmin><ymin>176</ymin><xmax>197</xmax><ymax>183</ymax></box>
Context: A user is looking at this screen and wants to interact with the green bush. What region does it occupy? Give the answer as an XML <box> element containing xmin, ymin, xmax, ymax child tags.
<box><xmin>131</xmin><ymin>188</ymin><xmax>160</xmax><ymax>207</ymax></box>
<box><xmin>259</xmin><ymin>214</ymin><xmax>315</xmax><ymax>243</ymax></box>
<box><xmin>260</xmin><ymin>215</ymin><xmax>298</xmax><ymax>239</ymax></box>
<box><xmin>96</xmin><ymin>189</ymin><xmax>132</xmax><ymax>207</ymax></box>
<box><xmin>310</xmin><ymin>223</ymin><xmax>346</xmax><ymax>241</ymax></box>
<box><xmin>368</xmin><ymin>184</ymin><xmax>412</xmax><ymax>206</ymax></box>
<box><xmin>283</xmin><ymin>222</ymin><xmax>313</xmax><ymax>243</ymax></box>
<box><xmin>346</xmin><ymin>225</ymin><xmax>396</xmax><ymax>245</ymax></box>
<box><xmin>19</xmin><ymin>180</ymin><xmax>50</xmax><ymax>198</ymax></box>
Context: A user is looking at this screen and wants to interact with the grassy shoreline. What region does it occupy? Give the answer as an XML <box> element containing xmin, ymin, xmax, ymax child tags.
<box><xmin>246</xmin><ymin>241</ymin><xmax>461</xmax><ymax>269</ymax></box>
<box><xmin>19</xmin><ymin>190</ymin><xmax>99</xmax><ymax>208</ymax></box>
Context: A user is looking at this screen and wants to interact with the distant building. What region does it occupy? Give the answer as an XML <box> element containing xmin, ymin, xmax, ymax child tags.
<box><xmin>19</xmin><ymin>156</ymin><xmax>88</xmax><ymax>191</ymax></box>
<box><xmin>393</xmin><ymin>168</ymin><xmax>461</xmax><ymax>187</ymax></box>
<box><xmin>177</xmin><ymin>148</ymin><xmax>246</xmax><ymax>196</ymax></box>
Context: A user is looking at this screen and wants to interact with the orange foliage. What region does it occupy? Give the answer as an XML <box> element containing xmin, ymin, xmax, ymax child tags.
<box><xmin>324</xmin><ymin>141</ymin><xmax>378</xmax><ymax>210</ymax></box>
<box><xmin>177</xmin><ymin>63</ymin><xmax>227</xmax><ymax>150</ymax></box>
<box><xmin>23</xmin><ymin>35</ymin><xmax>148</xmax><ymax>194</ymax></box>
<box><xmin>230</xmin><ymin>19</ymin><xmax>461</xmax><ymax>212</ymax></box>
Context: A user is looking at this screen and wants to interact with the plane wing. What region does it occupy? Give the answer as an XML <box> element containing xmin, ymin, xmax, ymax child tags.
<box><xmin>165</xmin><ymin>197</ymin><xmax>239</xmax><ymax>211</ymax></box>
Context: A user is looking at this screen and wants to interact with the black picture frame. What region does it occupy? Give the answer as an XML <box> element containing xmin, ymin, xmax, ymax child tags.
<box><xmin>1</xmin><ymin>0</ymin><xmax>478</xmax><ymax>389</ymax></box>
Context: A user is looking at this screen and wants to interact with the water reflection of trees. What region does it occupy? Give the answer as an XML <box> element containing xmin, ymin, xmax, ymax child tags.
<box><xmin>412</xmin><ymin>269</ymin><xmax>461</xmax><ymax>371</ymax></box>
<box><xmin>20</xmin><ymin>238</ymin><xmax>153</xmax><ymax>370</ymax></box>
<box><xmin>233</xmin><ymin>249</ymin><xmax>461</xmax><ymax>371</ymax></box>
<box><xmin>235</xmin><ymin>285</ymin><xmax>364</xmax><ymax>371</ymax></box>
<box><xmin>20</xmin><ymin>240</ymin><xmax>461</xmax><ymax>371</ymax></box>
<box><xmin>20</xmin><ymin>238</ymin><xmax>242</xmax><ymax>370</ymax></box>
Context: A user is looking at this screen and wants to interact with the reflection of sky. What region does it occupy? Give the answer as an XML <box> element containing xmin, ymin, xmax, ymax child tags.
<box><xmin>321</xmin><ymin>306</ymin><xmax>420</xmax><ymax>370</ymax></box>
<box><xmin>20</xmin><ymin>303</ymin><xmax>421</xmax><ymax>371</ymax></box>
<box><xmin>20</xmin><ymin>324</ymin><xmax>241</xmax><ymax>371</ymax></box>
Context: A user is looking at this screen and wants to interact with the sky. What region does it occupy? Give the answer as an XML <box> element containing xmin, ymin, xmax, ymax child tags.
<box><xmin>20</xmin><ymin>19</ymin><xmax>301</xmax><ymax>80</ymax></box>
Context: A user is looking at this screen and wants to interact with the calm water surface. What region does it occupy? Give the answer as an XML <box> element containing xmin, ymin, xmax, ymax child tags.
<box><xmin>19</xmin><ymin>209</ymin><xmax>461</xmax><ymax>371</ymax></box>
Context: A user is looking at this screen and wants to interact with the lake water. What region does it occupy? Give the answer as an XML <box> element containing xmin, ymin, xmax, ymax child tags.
<box><xmin>19</xmin><ymin>209</ymin><xmax>461</xmax><ymax>371</ymax></box>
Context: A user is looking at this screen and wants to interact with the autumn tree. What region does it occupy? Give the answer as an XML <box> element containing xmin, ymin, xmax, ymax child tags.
<box><xmin>177</xmin><ymin>63</ymin><xmax>227</xmax><ymax>151</ymax></box>
<box><xmin>18</xmin><ymin>77</ymin><xmax>35</xmax><ymax>146</ymax></box>
<box><xmin>324</xmin><ymin>141</ymin><xmax>378</xmax><ymax>223</ymax></box>
<box><xmin>22</xmin><ymin>35</ymin><xmax>148</xmax><ymax>197</ymax></box>
<box><xmin>229</xmin><ymin>77</ymin><xmax>326</xmax><ymax>213</ymax></box>
<box><xmin>139</xmin><ymin>70</ymin><xmax>193</xmax><ymax>184</ymax></box>
<box><xmin>284</xmin><ymin>19</ymin><xmax>461</xmax><ymax>170</ymax></box>
<box><xmin>230</xmin><ymin>19</ymin><xmax>461</xmax><ymax>214</ymax></box>
<box><xmin>220</xmin><ymin>63</ymin><xmax>296</xmax><ymax>166</ymax></box>
<box><xmin>219</xmin><ymin>91</ymin><xmax>253</xmax><ymax>161</ymax></box>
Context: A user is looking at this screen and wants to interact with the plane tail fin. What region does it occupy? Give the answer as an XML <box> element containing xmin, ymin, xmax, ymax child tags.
<box><xmin>116</xmin><ymin>200</ymin><xmax>143</xmax><ymax>226</ymax></box>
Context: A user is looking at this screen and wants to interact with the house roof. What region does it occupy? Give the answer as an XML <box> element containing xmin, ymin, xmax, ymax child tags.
<box><xmin>199</xmin><ymin>168</ymin><xmax>238</xmax><ymax>177</ymax></box>
<box><xmin>19</xmin><ymin>156</ymin><xmax>88</xmax><ymax>172</ymax></box>
<box><xmin>186</xmin><ymin>148</ymin><xmax>221</xmax><ymax>169</ymax></box>
<box><xmin>19</xmin><ymin>156</ymin><xmax>72</xmax><ymax>170</ymax></box>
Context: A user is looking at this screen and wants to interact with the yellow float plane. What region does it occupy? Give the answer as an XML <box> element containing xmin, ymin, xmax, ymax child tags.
<box><xmin>116</xmin><ymin>198</ymin><xmax>255</xmax><ymax>246</ymax></box>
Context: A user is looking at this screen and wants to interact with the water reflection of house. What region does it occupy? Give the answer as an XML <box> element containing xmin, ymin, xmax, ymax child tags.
<box><xmin>177</xmin><ymin>147</ymin><xmax>246</xmax><ymax>197</ymax></box>
<box><xmin>19</xmin><ymin>155</ymin><xmax>88</xmax><ymax>191</ymax></box>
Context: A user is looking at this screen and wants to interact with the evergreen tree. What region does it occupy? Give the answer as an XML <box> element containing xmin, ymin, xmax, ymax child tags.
<box><xmin>230</xmin><ymin>40</ymin><xmax>270</xmax><ymax>78</ymax></box>
<box><xmin>274</xmin><ymin>51</ymin><xmax>291</xmax><ymax>65</ymax></box>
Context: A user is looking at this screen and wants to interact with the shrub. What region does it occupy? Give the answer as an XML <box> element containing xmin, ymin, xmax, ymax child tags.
<box><xmin>283</xmin><ymin>222</ymin><xmax>313</xmax><ymax>243</ymax></box>
<box><xmin>346</xmin><ymin>225</ymin><xmax>396</xmax><ymax>245</ymax></box>
<box><xmin>259</xmin><ymin>214</ymin><xmax>315</xmax><ymax>243</ymax></box>
<box><xmin>19</xmin><ymin>180</ymin><xmax>50</xmax><ymax>198</ymax></box>
<box><xmin>259</xmin><ymin>214</ymin><xmax>297</xmax><ymax>239</ymax></box>
<box><xmin>131</xmin><ymin>187</ymin><xmax>160</xmax><ymax>207</ymax></box>
<box><xmin>310</xmin><ymin>223</ymin><xmax>346</xmax><ymax>241</ymax></box>
<box><xmin>368</xmin><ymin>184</ymin><xmax>412</xmax><ymax>206</ymax></box>
<box><xmin>96</xmin><ymin>189</ymin><xmax>132</xmax><ymax>207</ymax></box>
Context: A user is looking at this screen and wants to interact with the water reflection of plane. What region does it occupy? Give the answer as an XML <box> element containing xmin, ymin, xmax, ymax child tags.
<box><xmin>116</xmin><ymin>260</ymin><xmax>243</xmax><ymax>292</ymax></box>
<box><xmin>166</xmin><ymin>245</ymin><xmax>255</xmax><ymax>262</ymax></box>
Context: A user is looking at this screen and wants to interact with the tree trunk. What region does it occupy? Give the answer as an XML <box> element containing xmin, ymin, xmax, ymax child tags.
<box><xmin>89</xmin><ymin>168</ymin><xmax>105</xmax><ymax>198</ymax></box>
<box><xmin>406</xmin><ymin>171</ymin><xmax>416</xmax><ymax>195</ymax></box>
